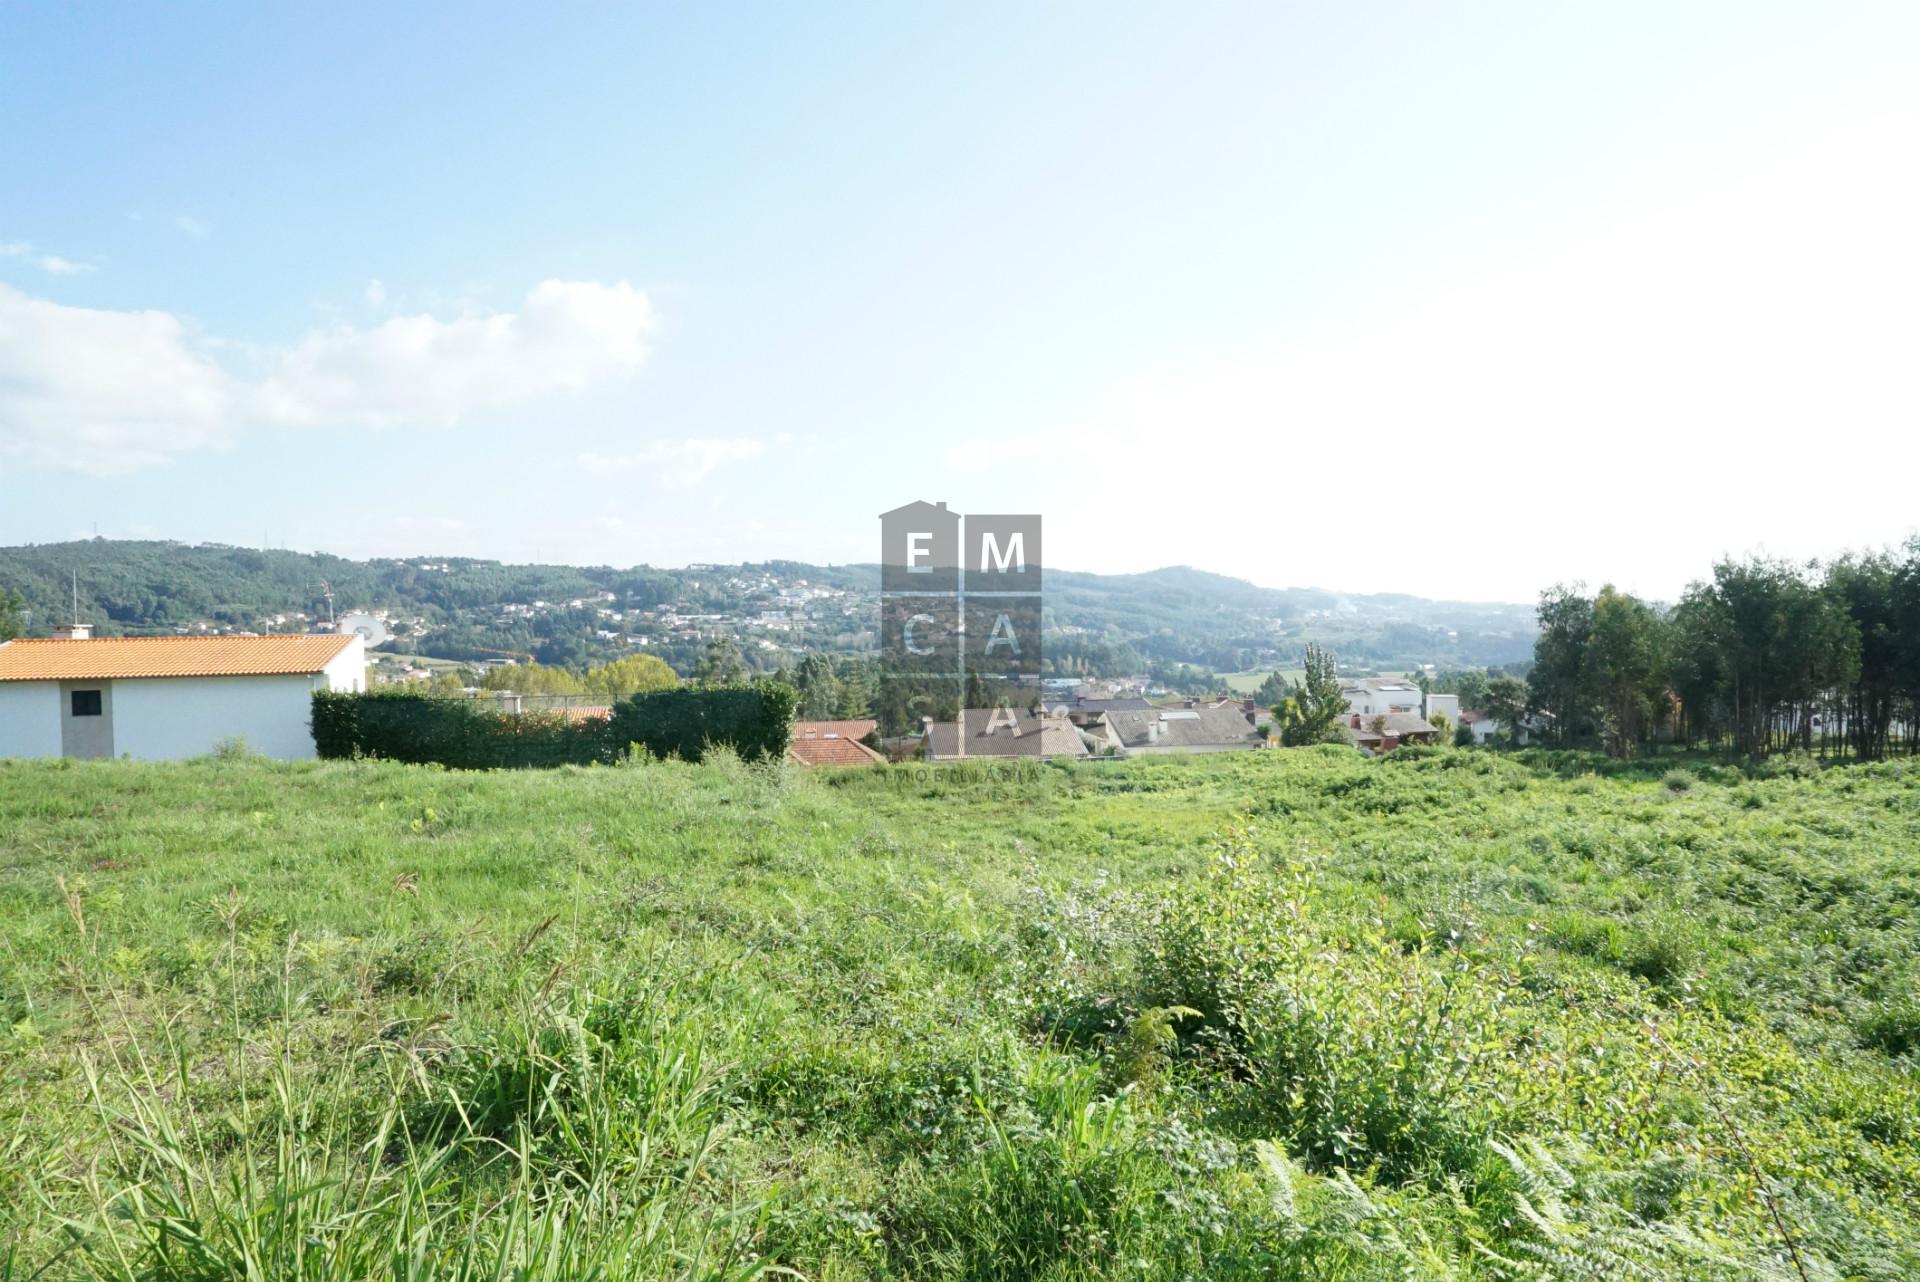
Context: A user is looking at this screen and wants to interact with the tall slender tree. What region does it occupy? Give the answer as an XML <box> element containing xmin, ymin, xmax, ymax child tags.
<box><xmin>1277</xmin><ymin>643</ymin><xmax>1348</xmax><ymax>746</ymax></box>
<box><xmin>1583</xmin><ymin>585</ymin><xmax>1667</xmax><ymax>758</ymax></box>
<box><xmin>0</xmin><ymin>587</ymin><xmax>23</xmax><ymax>641</ymax></box>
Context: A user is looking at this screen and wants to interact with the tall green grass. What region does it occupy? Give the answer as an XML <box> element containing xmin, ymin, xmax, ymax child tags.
<box><xmin>3</xmin><ymin>748</ymin><xmax>1918</xmax><ymax>1279</ymax></box>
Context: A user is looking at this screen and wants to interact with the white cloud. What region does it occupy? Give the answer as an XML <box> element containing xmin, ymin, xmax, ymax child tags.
<box><xmin>364</xmin><ymin>279</ymin><xmax>386</xmax><ymax>307</ymax></box>
<box><xmin>36</xmin><ymin>254</ymin><xmax>96</xmax><ymax>275</ymax></box>
<box><xmin>0</xmin><ymin>283</ymin><xmax>235</xmax><ymax>475</ymax></box>
<box><xmin>173</xmin><ymin>214</ymin><xmax>210</xmax><ymax>239</ymax></box>
<box><xmin>0</xmin><ymin>241</ymin><xmax>97</xmax><ymax>275</ymax></box>
<box><xmin>579</xmin><ymin>436</ymin><xmax>768</xmax><ymax>488</ymax></box>
<box><xmin>0</xmin><ymin>279</ymin><xmax>657</xmax><ymax>475</ymax></box>
<box><xmin>256</xmin><ymin>280</ymin><xmax>652</xmax><ymax>427</ymax></box>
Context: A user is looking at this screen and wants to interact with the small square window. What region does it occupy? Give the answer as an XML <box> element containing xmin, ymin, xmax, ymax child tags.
<box><xmin>71</xmin><ymin>690</ymin><xmax>102</xmax><ymax>717</ymax></box>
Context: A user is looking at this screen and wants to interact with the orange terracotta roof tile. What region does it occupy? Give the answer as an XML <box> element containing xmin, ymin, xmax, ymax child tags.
<box><xmin>789</xmin><ymin>719</ymin><xmax>883</xmax><ymax>766</ymax></box>
<box><xmin>793</xmin><ymin>719</ymin><xmax>879</xmax><ymax>741</ymax></box>
<box><xmin>0</xmin><ymin>635</ymin><xmax>359</xmax><ymax>682</ymax></box>
<box><xmin>788</xmin><ymin>734</ymin><xmax>885</xmax><ymax>766</ymax></box>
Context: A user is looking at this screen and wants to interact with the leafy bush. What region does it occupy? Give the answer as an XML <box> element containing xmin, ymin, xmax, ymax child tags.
<box><xmin>1663</xmin><ymin>768</ymin><xmax>1696</xmax><ymax>793</ymax></box>
<box><xmin>1858</xmin><ymin>1000</ymin><xmax>1920</xmax><ymax>1059</ymax></box>
<box><xmin>610</xmin><ymin>682</ymin><xmax>797</xmax><ymax>763</ymax></box>
<box><xmin>1754</xmin><ymin>750</ymin><xmax>1820</xmax><ymax>780</ymax></box>
<box><xmin>1138</xmin><ymin>831</ymin><xmax>1516</xmax><ymax>1183</ymax></box>
<box><xmin>311</xmin><ymin>689</ymin><xmax>615</xmax><ymax>768</ymax></box>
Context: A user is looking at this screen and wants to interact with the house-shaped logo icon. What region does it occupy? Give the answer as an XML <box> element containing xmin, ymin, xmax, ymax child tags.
<box><xmin>879</xmin><ymin>500</ymin><xmax>961</xmax><ymax>595</ymax></box>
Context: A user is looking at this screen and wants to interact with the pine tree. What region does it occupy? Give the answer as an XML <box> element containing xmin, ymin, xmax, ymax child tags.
<box><xmin>794</xmin><ymin>653</ymin><xmax>840</xmax><ymax>719</ymax></box>
<box><xmin>834</xmin><ymin>659</ymin><xmax>873</xmax><ymax>719</ymax></box>
<box><xmin>1278</xmin><ymin>643</ymin><xmax>1347</xmax><ymax>745</ymax></box>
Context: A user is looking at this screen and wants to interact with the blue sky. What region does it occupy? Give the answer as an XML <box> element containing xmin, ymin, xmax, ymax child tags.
<box><xmin>3</xmin><ymin>3</ymin><xmax>1916</xmax><ymax>600</ymax></box>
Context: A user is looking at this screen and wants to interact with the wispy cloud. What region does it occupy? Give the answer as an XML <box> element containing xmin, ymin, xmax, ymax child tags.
<box><xmin>256</xmin><ymin>279</ymin><xmax>653</xmax><ymax>428</ymax></box>
<box><xmin>173</xmin><ymin>214</ymin><xmax>210</xmax><ymax>239</ymax></box>
<box><xmin>364</xmin><ymin>279</ymin><xmax>386</xmax><ymax>307</ymax></box>
<box><xmin>36</xmin><ymin>254</ymin><xmax>96</xmax><ymax>275</ymax></box>
<box><xmin>0</xmin><ymin>278</ymin><xmax>656</xmax><ymax>475</ymax></box>
<box><xmin>1</xmin><ymin>241</ymin><xmax>99</xmax><ymax>275</ymax></box>
<box><xmin>578</xmin><ymin>436</ymin><xmax>772</xmax><ymax>488</ymax></box>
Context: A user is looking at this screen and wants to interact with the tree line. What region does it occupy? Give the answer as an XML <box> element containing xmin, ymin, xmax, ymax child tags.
<box><xmin>1523</xmin><ymin>541</ymin><xmax>1920</xmax><ymax>760</ymax></box>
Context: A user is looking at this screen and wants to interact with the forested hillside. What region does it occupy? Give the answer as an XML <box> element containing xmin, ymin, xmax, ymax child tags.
<box><xmin>0</xmin><ymin>539</ymin><xmax>1538</xmax><ymax>675</ymax></box>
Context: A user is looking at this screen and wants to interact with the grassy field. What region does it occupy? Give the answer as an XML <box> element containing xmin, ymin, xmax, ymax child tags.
<box><xmin>2</xmin><ymin>746</ymin><xmax>1917</xmax><ymax>1279</ymax></box>
<box><xmin>1218</xmin><ymin>669</ymin><xmax>1303</xmax><ymax>695</ymax></box>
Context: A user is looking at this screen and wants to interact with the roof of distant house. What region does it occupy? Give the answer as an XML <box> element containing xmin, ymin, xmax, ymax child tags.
<box><xmin>1346</xmin><ymin>711</ymin><xmax>1442</xmax><ymax>743</ymax></box>
<box><xmin>1102</xmin><ymin>704</ymin><xmax>1267</xmax><ymax>750</ymax></box>
<box><xmin>924</xmin><ymin>709</ymin><xmax>1088</xmax><ymax>759</ymax></box>
<box><xmin>793</xmin><ymin>719</ymin><xmax>878</xmax><ymax>742</ymax></box>
<box><xmin>0</xmin><ymin>634</ymin><xmax>359</xmax><ymax>682</ymax></box>
<box><xmin>1341</xmin><ymin>677</ymin><xmax>1423</xmax><ymax>695</ymax></box>
<box><xmin>1044</xmin><ymin>695</ymin><xmax>1152</xmax><ymax>714</ymax></box>
<box><xmin>789</xmin><ymin>719</ymin><xmax>884</xmax><ymax>766</ymax></box>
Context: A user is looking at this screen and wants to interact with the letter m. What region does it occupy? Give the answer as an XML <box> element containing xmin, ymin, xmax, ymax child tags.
<box><xmin>980</xmin><ymin>530</ymin><xmax>1025</xmax><ymax>574</ymax></box>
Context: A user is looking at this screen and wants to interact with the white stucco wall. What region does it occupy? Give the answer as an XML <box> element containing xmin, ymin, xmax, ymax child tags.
<box><xmin>110</xmin><ymin>674</ymin><xmax>322</xmax><ymax>760</ymax></box>
<box><xmin>321</xmin><ymin>637</ymin><xmax>367</xmax><ymax>692</ymax></box>
<box><xmin>1344</xmin><ymin>682</ymin><xmax>1423</xmax><ymax>717</ymax></box>
<box><xmin>1424</xmin><ymin>693</ymin><xmax>1460</xmax><ymax>724</ymax></box>
<box><xmin>0</xmin><ymin>683</ymin><xmax>63</xmax><ymax>758</ymax></box>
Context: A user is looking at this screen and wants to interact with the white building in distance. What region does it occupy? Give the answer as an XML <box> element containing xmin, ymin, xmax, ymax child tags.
<box><xmin>0</xmin><ymin>628</ymin><xmax>365</xmax><ymax>761</ymax></box>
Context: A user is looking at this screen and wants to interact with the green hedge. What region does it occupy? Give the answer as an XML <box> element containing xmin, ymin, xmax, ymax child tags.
<box><xmin>311</xmin><ymin>682</ymin><xmax>797</xmax><ymax>769</ymax></box>
<box><xmin>310</xmin><ymin>690</ymin><xmax>616</xmax><ymax>769</ymax></box>
<box><xmin>609</xmin><ymin>682</ymin><xmax>796</xmax><ymax>763</ymax></box>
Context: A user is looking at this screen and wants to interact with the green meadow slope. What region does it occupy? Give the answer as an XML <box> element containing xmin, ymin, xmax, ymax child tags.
<box><xmin>2</xmin><ymin>748</ymin><xmax>1916</xmax><ymax>1280</ymax></box>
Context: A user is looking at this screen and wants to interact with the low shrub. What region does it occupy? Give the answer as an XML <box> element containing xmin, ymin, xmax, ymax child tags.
<box><xmin>311</xmin><ymin>689</ymin><xmax>616</xmax><ymax>768</ymax></box>
<box><xmin>1857</xmin><ymin>1001</ymin><xmax>1920</xmax><ymax>1059</ymax></box>
<box><xmin>1663</xmin><ymin>768</ymin><xmax>1696</xmax><ymax>793</ymax></box>
<box><xmin>610</xmin><ymin>682</ymin><xmax>796</xmax><ymax>763</ymax></box>
<box><xmin>1138</xmin><ymin>830</ymin><xmax>1517</xmax><ymax>1183</ymax></box>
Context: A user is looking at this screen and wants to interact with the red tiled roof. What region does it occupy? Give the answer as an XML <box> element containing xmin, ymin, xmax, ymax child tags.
<box><xmin>793</xmin><ymin>719</ymin><xmax>879</xmax><ymax>741</ymax></box>
<box><xmin>789</xmin><ymin>719</ymin><xmax>883</xmax><ymax>766</ymax></box>
<box><xmin>0</xmin><ymin>634</ymin><xmax>359</xmax><ymax>682</ymax></box>
<box><xmin>789</xmin><ymin>736</ymin><xmax>884</xmax><ymax>766</ymax></box>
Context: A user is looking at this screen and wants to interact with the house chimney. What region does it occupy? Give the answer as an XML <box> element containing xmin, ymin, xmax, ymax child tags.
<box><xmin>1350</xmin><ymin>714</ymin><xmax>1362</xmax><ymax>729</ymax></box>
<box><xmin>53</xmin><ymin>622</ymin><xmax>93</xmax><ymax>641</ymax></box>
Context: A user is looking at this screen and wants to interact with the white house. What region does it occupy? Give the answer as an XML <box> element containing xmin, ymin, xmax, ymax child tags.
<box><xmin>0</xmin><ymin>628</ymin><xmax>365</xmax><ymax>761</ymax></box>
<box><xmin>1340</xmin><ymin>678</ymin><xmax>1426</xmax><ymax>717</ymax></box>
<box><xmin>1342</xmin><ymin>678</ymin><xmax>1459</xmax><ymax>727</ymax></box>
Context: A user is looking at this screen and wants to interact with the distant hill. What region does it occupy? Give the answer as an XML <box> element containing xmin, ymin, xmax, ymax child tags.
<box><xmin>0</xmin><ymin>539</ymin><xmax>1537</xmax><ymax>676</ymax></box>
